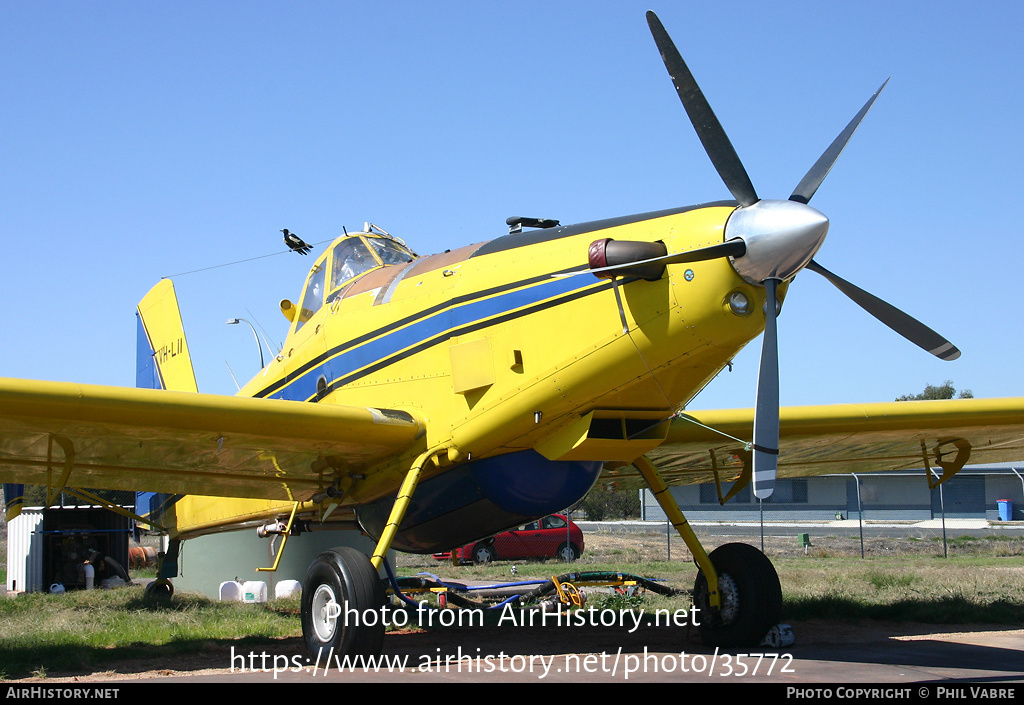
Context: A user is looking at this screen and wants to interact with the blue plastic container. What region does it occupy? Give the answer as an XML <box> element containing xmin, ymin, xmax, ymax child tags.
<box><xmin>997</xmin><ymin>499</ymin><xmax>1014</xmax><ymax>521</ymax></box>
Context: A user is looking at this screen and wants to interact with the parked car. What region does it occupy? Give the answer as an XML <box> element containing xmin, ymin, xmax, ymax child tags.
<box><xmin>433</xmin><ymin>514</ymin><xmax>584</xmax><ymax>564</ymax></box>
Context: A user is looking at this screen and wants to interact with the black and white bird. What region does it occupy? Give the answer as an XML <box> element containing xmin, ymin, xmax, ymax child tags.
<box><xmin>281</xmin><ymin>229</ymin><xmax>312</xmax><ymax>255</ymax></box>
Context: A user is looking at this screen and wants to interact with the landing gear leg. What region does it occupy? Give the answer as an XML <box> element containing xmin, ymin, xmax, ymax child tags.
<box><xmin>633</xmin><ymin>455</ymin><xmax>781</xmax><ymax>646</ymax></box>
<box><xmin>144</xmin><ymin>538</ymin><xmax>180</xmax><ymax>602</ymax></box>
<box><xmin>368</xmin><ymin>446</ymin><xmax>450</xmax><ymax>571</ymax></box>
<box><xmin>633</xmin><ymin>456</ymin><xmax>720</xmax><ymax>608</ymax></box>
<box><xmin>301</xmin><ymin>446</ymin><xmax>450</xmax><ymax>659</ymax></box>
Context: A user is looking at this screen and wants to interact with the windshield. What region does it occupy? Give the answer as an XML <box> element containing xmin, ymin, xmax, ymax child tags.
<box><xmin>367</xmin><ymin>236</ymin><xmax>416</xmax><ymax>266</ymax></box>
<box><xmin>330</xmin><ymin>238</ymin><xmax>377</xmax><ymax>290</ymax></box>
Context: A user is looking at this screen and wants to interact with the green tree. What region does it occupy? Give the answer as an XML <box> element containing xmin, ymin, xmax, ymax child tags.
<box><xmin>7</xmin><ymin>485</ymin><xmax>134</xmax><ymax>509</ymax></box>
<box><xmin>579</xmin><ymin>487</ymin><xmax>641</xmax><ymax>521</ymax></box>
<box><xmin>895</xmin><ymin>380</ymin><xmax>973</xmax><ymax>401</ymax></box>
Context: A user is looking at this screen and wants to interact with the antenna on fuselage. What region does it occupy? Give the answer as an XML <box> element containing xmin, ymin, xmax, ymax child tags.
<box><xmin>506</xmin><ymin>216</ymin><xmax>560</xmax><ymax>235</ymax></box>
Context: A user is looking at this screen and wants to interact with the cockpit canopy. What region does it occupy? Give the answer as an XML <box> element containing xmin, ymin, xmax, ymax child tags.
<box><xmin>291</xmin><ymin>231</ymin><xmax>417</xmax><ymax>332</ymax></box>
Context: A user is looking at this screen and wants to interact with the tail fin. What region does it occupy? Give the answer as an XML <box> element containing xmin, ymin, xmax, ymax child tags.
<box><xmin>135</xmin><ymin>280</ymin><xmax>192</xmax><ymax>537</ymax></box>
<box><xmin>136</xmin><ymin>279</ymin><xmax>198</xmax><ymax>392</ymax></box>
<box><xmin>4</xmin><ymin>483</ymin><xmax>24</xmax><ymax>521</ymax></box>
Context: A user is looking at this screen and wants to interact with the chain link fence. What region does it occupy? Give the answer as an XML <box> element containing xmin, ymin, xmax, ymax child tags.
<box><xmin>638</xmin><ymin>470</ymin><xmax>1023</xmax><ymax>524</ymax></box>
<box><xmin>628</xmin><ymin>468</ymin><xmax>1024</xmax><ymax>559</ymax></box>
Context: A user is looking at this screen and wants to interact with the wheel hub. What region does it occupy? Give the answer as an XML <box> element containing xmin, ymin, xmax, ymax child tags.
<box><xmin>312</xmin><ymin>584</ymin><xmax>341</xmax><ymax>641</ymax></box>
<box><xmin>716</xmin><ymin>574</ymin><xmax>739</xmax><ymax>624</ymax></box>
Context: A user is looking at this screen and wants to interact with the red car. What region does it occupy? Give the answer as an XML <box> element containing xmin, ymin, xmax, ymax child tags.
<box><xmin>433</xmin><ymin>514</ymin><xmax>584</xmax><ymax>564</ymax></box>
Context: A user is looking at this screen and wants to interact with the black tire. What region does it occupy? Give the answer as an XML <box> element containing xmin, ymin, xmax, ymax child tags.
<box><xmin>144</xmin><ymin>579</ymin><xmax>174</xmax><ymax>601</ymax></box>
<box><xmin>471</xmin><ymin>543</ymin><xmax>496</xmax><ymax>564</ymax></box>
<box><xmin>556</xmin><ymin>542</ymin><xmax>579</xmax><ymax>562</ymax></box>
<box><xmin>692</xmin><ymin>542</ymin><xmax>782</xmax><ymax>647</ymax></box>
<box><xmin>301</xmin><ymin>547</ymin><xmax>386</xmax><ymax>658</ymax></box>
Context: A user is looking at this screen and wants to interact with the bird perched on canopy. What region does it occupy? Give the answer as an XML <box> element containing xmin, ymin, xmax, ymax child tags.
<box><xmin>281</xmin><ymin>229</ymin><xmax>313</xmax><ymax>255</ymax></box>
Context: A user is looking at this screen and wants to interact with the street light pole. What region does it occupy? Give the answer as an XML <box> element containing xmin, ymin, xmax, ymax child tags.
<box><xmin>226</xmin><ymin>318</ymin><xmax>265</xmax><ymax>369</ymax></box>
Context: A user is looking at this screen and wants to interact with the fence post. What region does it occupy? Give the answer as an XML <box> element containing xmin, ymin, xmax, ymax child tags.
<box><xmin>853</xmin><ymin>474</ymin><xmax>864</xmax><ymax>559</ymax></box>
<box><xmin>937</xmin><ymin>474</ymin><xmax>948</xmax><ymax>558</ymax></box>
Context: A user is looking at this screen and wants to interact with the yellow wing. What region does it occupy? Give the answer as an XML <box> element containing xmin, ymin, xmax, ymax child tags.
<box><xmin>602</xmin><ymin>397</ymin><xmax>1024</xmax><ymax>487</ymax></box>
<box><xmin>0</xmin><ymin>377</ymin><xmax>423</xmax><ymax>502</ymax></box>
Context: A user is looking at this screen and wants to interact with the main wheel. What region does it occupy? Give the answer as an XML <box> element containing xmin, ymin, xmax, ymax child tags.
<box><xmin>301</xmin><ymin>547</ymin><xmax>386</xmax><ymax>658</ymax></box>
<box><xmin>556</xmin><ymin>542</ymin><xmax>579</xmax><ymax>562</ymax></box>
<box><xmin>692</xmin><ymin>542</ymin><xmax>782</xmax><ymax>647</ymax></box>
<box><xmin>471</xmin><ymin>543</ymin><xmax>496</xmax><ymax>564</ymax></box>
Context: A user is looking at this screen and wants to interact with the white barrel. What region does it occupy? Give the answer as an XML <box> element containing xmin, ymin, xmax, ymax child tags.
<box><xmin>275</xmin><ymin>580</ymin><xmax>302</xmax><ymax>599</ymax></box>
<box><xmin>219</xmin><ymin>580</ymin><xmax>243</xmax><ymax>601</ymax></box>
<box><xmin>241</xmin><ymin>581</ymin><xmax>268</xmax><ymax>603</ymax></box>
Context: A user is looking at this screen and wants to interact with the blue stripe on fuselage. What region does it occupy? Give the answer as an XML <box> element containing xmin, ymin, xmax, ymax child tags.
<box><xmin>262</xmin><ymin>272</ymin><xmax>609</xmax><ymax>402</ymax></box>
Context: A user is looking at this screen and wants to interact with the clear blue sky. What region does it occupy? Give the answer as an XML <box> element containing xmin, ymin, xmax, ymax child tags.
<box><xmin>2</xmin><ymin>1</ymin><xmax>1021</xmax><ymax>410</ymax></box>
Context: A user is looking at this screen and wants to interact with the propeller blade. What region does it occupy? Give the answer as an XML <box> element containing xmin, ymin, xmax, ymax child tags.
<box><xmin>806</xmin><ymin>259</ymin><xmax>960</xmax><ymax>360</ymax></box>
<box><xmin>752</xmin><ymin>278</ymin><xmax>780</xmax><ymax>499</ymax></box>
<box><xmin>646</xmin><ymin>11</ymin><xmax>759</xmax><ymax>208</ymax></box>
<box><xmin>658</xmin><ymin>238</ymin><xmax>747</xmax><ymax>266</ymax></box>
<box><xmin>790</xmin><ymin>79</ymin><xmax>889</xmax><ymax>205</ymax></box>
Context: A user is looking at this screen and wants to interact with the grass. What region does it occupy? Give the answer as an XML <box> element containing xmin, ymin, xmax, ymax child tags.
<box><xmin>0</xmin><ymin>588</ymin><xmax>302</xmax><ymax>680</ymax></box>
<box><xmin>397</xmin><ymin>536</ymin><xmax>1024</xmax><ymax>629</ymax></box>
<box><xmin>776</xmin><ymin>557</ymin><xmax>1024</xmax><ymax>623</ymax></box>
<box><xmin>865</xmin><ymin>570</ymin><xmax>921</xmax><ymax>591</ymax></box>
<box><xmin>1</xmin><ymin>531</ymin><xmax>1022</xmax><ymax>680</ymax></box>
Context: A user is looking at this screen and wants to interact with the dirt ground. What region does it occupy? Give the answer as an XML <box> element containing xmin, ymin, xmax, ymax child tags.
<box><xmin>15</xmin><ymin>618</ymin><xmax>1022</xmax><ymax>683</ymax></box>
<box><xmin>7</xmin><ymin>530</ymin><xmax>1023</xmax><ymax>682</ymax></box>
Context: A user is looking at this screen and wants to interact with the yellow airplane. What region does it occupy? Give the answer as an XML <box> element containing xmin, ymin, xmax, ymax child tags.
<box><xmin>2</xmin><ymin>11</ymin><xmax>1023</xmax><ymax>658</ymax></box>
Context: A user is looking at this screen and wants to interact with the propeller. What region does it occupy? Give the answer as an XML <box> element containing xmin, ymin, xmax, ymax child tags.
<box><xmin>644</xmin><ymin>11</ymin><xmax>959</xmax><ymax>498</ymax></box>
<box><xmin>646</xmin><ymin>12</ymin><xmax>758</xmax><ymax>208</ymax></box>
<box><xmin>805</xmin><ymin>260</ymin><xmax>960</xmax><ymax>360</ymax></box>
<box><xmin>789</xmin><ymin>79</ymin><xmax>889</xmax><ymax>205</ymax></box>
<box><xmin>753</xmin><ymin>279</ymin><xmax>781</xmax><ymax>497</ymax></box>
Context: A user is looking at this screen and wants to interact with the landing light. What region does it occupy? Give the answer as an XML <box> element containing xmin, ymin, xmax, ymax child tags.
<box><xmin>728</xmin><ymin>291</ymin><xmax>750</xmax><ymax>316</ymax></box>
